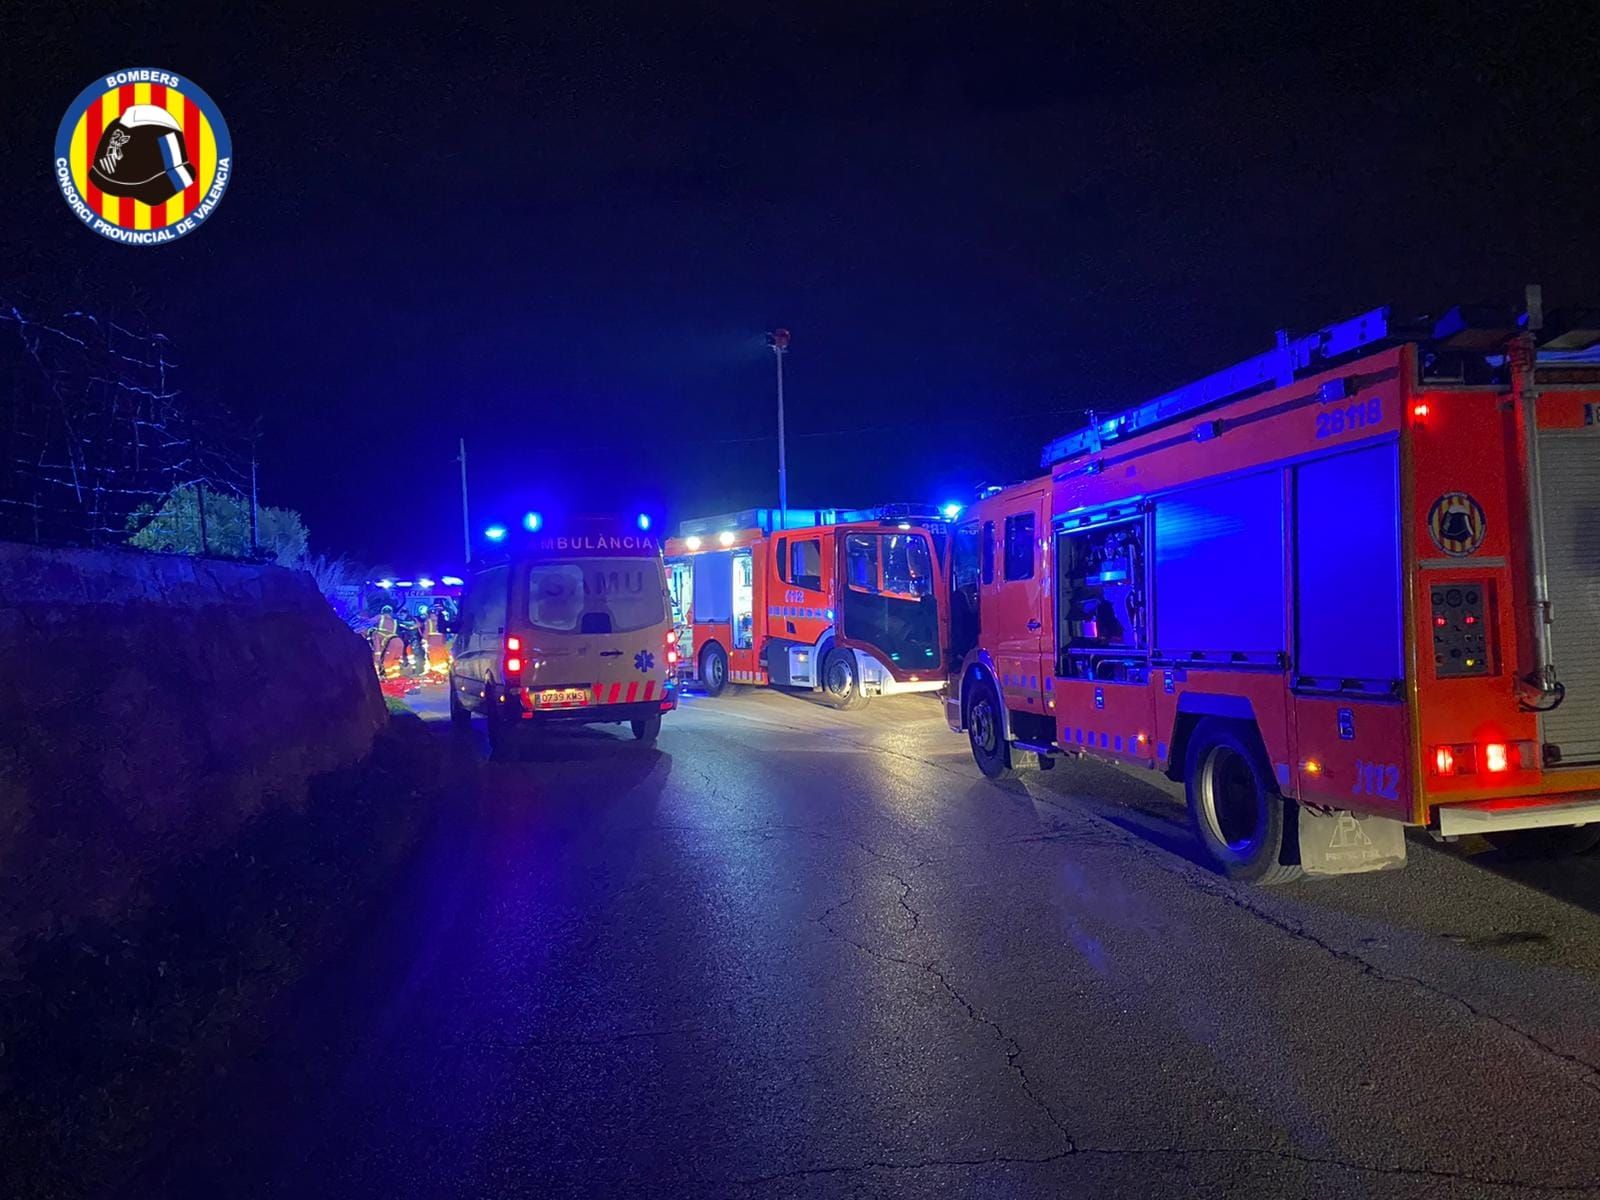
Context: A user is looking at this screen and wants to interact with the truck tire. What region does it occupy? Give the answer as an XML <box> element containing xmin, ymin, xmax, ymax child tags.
<box><xmin>1484</xmin><ymin>825</ymin><xmax>1600</xmax><ymax>858</ymax></box>
<box><xmin>700</xmin><ymin>643</ymin><xmax>729</xmax><ymax>696</ymax></box>
<box><xmin>966</xmin><ymin>678</ymin><xmax>1017</xmax><ymax>780</ymax></box>
<box><xmin>821</xmin><ymin>647</ymin><xmax>868</xmax><ymax>710</ymax></box>
<box><xmin>1185</xmin><ymin>718</ymin><xmax>1302</xmax><ymax>885</ymax></box>
<box><xmin>630</xmin><ymin>715</ymin><xmax>662</xmax><ymax>745</ymax></box>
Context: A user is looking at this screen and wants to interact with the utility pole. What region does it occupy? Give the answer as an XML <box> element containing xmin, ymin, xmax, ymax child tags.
<box><xmin>765</xmin><ymin>328</ymin><xmax>791</xmax><ymax>529</ymax></box>
<box><xmin>458</xmin><ymin>437</ymin><xmax>472</xmax><ymax>564</ymax></box>
<box><xmin>249</xmin><ymin>453</ymin><xmax>260</xmax><ymax>557</ymax></box>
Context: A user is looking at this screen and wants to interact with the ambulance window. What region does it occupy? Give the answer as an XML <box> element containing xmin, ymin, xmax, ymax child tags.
<box><xmin>1004</xmin><ymin>513</ymin><xmax>1035</xmax><ymax>580</ymax></box>
<box><xmin>527</xmin><ymin>558</ymin><xmax>665</xmax><ymax>634</ymax></box>
<box><xmin>526</xmin><ymin>564</ymin><xmax>585</xmax><ymax>632</ymax></box>
<box><xmin>846</xmin><ymin>534</ymin><xmax>879</xmax><ymax>592</ymax></box>
<box><xmin>981</xmin><ymin>521</ymin><xmax>995</xmax><ymax>585</ymax></box>
<box><xmin>883</xmin><ymin>534</ymin><xmax>933</xmax><ymax>597</ymax></box>
<box><xmin>791</xmin><ymin>539</ymin><xmax>822</xmax><ymax>591</ymax></box>
<box><xmin>775</xmin><ymin>537</ymin><xmax>789</xmax><ymax>583</ymax></box>
<box><xmin>459</xmin><ymin>564</ymin><xmax>508</xmax><ymax>640</ymax></box>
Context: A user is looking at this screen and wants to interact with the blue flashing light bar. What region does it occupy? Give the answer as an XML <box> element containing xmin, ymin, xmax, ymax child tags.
<box><xmin>441</xmin><ymin>575</ymin><xmax>464</xmax><ymax>586</ymax></box>
<box><xmin>485</xmin><ymin>524</ymin><xmax>508</xmax><ymax>541</ymax></box>
<box><xmin>941</xmin><ymin>502</ymin><xmax>964</xmax><ymax>519</ymax></box>
<box><xmin>523</xmin><ymin>511</ymin><xmax>543</xmax><ymax>532</ymax></box>
<box><xmin>637</xmin><ymin>513</ymin><xmax>652</xmax><ymax>531</ymax></box>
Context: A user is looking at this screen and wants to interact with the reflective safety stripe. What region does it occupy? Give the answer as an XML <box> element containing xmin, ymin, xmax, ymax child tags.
<box><xmin>626</xmin><ymin>681</ymin><xmax>639</xmax><ymax>702</ymax></box>
<box><xmin>644</xmin><ymin>680</ymin><xmax>656</xmax><ymax>700</ymax></box>
<box><xmin>608</xmin><ymin>682</ymin><xmax>622</xmax><ymax>703</ymax></box>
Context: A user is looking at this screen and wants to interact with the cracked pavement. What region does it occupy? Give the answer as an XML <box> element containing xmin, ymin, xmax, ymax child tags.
<box><xmin>135</xmin><ymin>689</ymin><xmax>1600</xmax><ymax>1198</ymax></box>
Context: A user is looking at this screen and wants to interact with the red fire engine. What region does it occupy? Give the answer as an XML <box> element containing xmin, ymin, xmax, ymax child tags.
<box><xmin>946</xmin><ymin>292</ymin><xmax>1600</xmax><ymax>882</ymax></box>
<box><xmin>664</xmin><ymin>506</ymin><xmax>947</xmax><ymax>708</ymax></box>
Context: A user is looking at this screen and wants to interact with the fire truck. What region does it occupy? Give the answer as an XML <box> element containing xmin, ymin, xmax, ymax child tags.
<box><xmin>946</xmin><ymin>291</ymin><xmax>1600</xmax><ymax>882</ymax></box>
<box><xmin>664</xmin><ymin>506</ymin><xmax>947</xmax><ymax>708</ymax></box>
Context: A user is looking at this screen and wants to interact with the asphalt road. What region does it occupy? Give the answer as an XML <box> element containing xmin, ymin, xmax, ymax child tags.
<box><xmin>136</xmin><ymin>687</ymin><xmax>1600</xmax><ymax>1199</ymax></box>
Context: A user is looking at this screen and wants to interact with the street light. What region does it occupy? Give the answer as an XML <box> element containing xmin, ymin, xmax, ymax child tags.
<box><xmin>765</xmin><ymin>328</ymin><xmax>791</xmax><ymax>529</ymax></box>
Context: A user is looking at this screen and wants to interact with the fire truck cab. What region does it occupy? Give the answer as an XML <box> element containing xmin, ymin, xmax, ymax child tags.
<box><xmin>665</xmin><ymin>506</ymin><xmax>946</xmax><ymax>708</ymax></box>
<box><xmin>948</xmin><ymin>294</ymin><xmax>1600</xmax><ymax>883</ymax></box>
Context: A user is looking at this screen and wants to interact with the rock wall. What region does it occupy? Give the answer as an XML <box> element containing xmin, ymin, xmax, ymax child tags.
<box><xmin>0</xmin><ymin>543</ymin><xmax>385</xmax><ymax>957</ymax></box>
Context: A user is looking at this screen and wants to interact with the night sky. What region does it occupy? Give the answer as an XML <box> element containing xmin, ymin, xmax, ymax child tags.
<box><xmin>5</xmin><ymin>2</ymin><xmax>1597</xmax><ymax>571</ymax></box>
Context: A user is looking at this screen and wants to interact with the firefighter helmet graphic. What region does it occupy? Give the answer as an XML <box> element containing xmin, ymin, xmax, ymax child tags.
<box><xmin>54</xmin><ymin>69</ymin><xmax>232</xmax><ymax>245</ymax></box>
<box><xmin>89</xmin><ymin>104</ymin><xmax>194</xmax><ymax>205</ymax></box>
<box><xmin>1427</xmin><ymin>492</ymin><xmax>1487</xmax><ymax>557</ymax></box>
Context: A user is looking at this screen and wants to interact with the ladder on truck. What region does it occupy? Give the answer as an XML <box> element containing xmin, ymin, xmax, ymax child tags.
<box><xmin>1040</xmin><ymin>307</ymin><xmax>1396</xmax><ymax>468</ymax></box>
<box><xmin>1041</xmin><ymin>294</ymin><xmax>1600</xmax><ymax>470</ymax></box>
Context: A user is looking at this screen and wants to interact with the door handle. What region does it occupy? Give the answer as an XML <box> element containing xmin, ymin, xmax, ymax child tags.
<box><xmin>599</xmin><ymin>650</ymin><xmax>623</xmax><ymax>657</ymax></box>
<box><xmin>1027</xmin><ymin>619</ymin><xmax>1042</xmax><ymax>631</ymax></box>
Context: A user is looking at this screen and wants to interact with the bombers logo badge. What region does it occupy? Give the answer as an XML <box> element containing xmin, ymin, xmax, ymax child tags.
<box><xmin>1427</xmin><ymin>491</ymin><xmax>1488</xmax><ymax>557</ymax></box>
<box><xmin>54</xmin><ymin>68</ymin><xmax>232</xmax><ymax>245</ymax></box>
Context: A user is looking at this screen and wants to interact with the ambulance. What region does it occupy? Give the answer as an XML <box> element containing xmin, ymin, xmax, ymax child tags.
<box><xmin>449</xmin><ymin>513</ymin><xmax>678</xmax><ymax>752</ymax></box>
<box><xmin>664</xmin><ymin>506</ymin><xmax>948</xmax><ymax>708</ymax></box>
<box><xmin>947</xmin><ymin>292</ymin><xmax>1600</xmax><ymax>882</ymax></box>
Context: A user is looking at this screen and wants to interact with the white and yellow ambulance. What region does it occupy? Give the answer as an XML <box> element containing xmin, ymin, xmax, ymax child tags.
<box><xmin>449</xmin><ymin>513</ymin><xmax>679</xmax><ymax>753</ymax></box>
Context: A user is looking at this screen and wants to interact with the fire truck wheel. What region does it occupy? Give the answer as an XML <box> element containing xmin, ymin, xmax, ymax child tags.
<box><xmin>1483</xmin><ymin>824</ymin><xmax>1600</xmax><ymax>858</ymax></box>
<box><xmin>700</xmin><ymin>644</ymin><xmax>729</xmax><ymax>696</ymax></box>
<box><xmin>631</xmin><ymin>715</ymin><xmax>662</xmax><ymax>745</ymax></box>
<box><xmin>966</xmin><ymin>679</ymin><xmax>1016</xmax><ymax>779</ymax></box>
<box><xmin>1186</xmin><ymin>720</ymin><xmax>1302</xmax><ymax>885</ymax></box>
<box><xmin>821</xmin><ymin>647</ymin><xmax>867</xmax><ymax>710</ymax></box>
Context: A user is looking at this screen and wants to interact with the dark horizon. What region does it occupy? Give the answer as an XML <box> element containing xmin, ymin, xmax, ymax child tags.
<box><xmin>6</xmin><ymin>2</ymin><xmax>1598</xmax><ymax>571</ymax></box>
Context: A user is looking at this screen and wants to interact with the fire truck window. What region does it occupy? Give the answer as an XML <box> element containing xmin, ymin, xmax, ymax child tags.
<box><xmin>691</xmin><ymin>550</ymin><xmax>734</xmax><ymax>623</ymax></box>
<box><xmin>775</xmin><ymin>537</ymin><xmax>789</xmax><ymax>583</ymax></box>
<box><xmin>846</xmin><ymin>534</ymin><xmax>879</xmax><ymax>592</ymax></box>
<box><xmin>950</xmin><ymin>524</ymin><xmax>981</xmax><ymax>662</ymax></box>
<box><xmin>791</xmin><ymin>538</ymin><xmax>823</xmax><ymax>591</ymax></box>
<box><xmin>1004</xmin><ymin>513</ymin><xmax>1035</xmax><ymax>580</ymax></box>
<box><xmin>732</xmin><ymin>551</ymin><xmax>755</xmax><ymax>649</ymax></box>
<box><xmin>839</xmin><ymin>535</ymin><xmax>942</xmax><ymax>672</ymax></box>
<box><xmin>1153</xmin><ymin>470</ymin><xmax>1285</xmax><ymax>661</ymax></box>
<box><xmin>1295</xmin><ymin>442</ymin><xmax>1402</xmax><ymax>686</ymax></box>
<box><xmin>981</xmin><ymin>521</ymin><xmax>995</xmax><ymax>585</ymax></box>
<box><xmin>883</xmin><ymin>534</ymin><xmax>934</xmax><ymax>597</ymax></box>
<box><xmin>1059</xmin><ymin>520</ymin><xmax>1147</xmax><ymax>680</ymax></box>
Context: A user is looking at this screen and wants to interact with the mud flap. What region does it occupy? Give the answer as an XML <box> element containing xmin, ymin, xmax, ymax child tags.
<box><xmin>1296</xmin><ymin>808</ymin><xmax>1407</xmax><ymax>876</ymax></box>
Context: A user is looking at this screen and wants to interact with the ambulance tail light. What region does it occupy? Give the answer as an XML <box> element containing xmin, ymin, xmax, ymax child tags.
<box><xmin>504</xmin><ymin>636</ymin><xmax>524</xmax><ymax>681</ymax></box>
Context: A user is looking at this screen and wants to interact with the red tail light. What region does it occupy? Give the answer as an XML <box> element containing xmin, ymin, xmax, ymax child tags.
<box><xmin>666</xmin><ymin>630</ymin><xmax>677</xmax><ymax>645</ymax></box>
<box><xmin>505</xmin><ymin>656</ymin><xmax>523</xmax><ymax>674</ymax></box>
<box><xmin>1433</xmin><ymin>740</ymin><xmax>1532</xmax><ymax>777</ymax></box>
<box><xmin>506</xmin><ymin>636</ymin><xmax>521</xmax><ymax>652</ymax></box>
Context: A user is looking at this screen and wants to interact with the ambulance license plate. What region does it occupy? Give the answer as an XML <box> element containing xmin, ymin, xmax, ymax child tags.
<box><xmin>534</xmin><ymin>687</ymin><xmax>590</xmax><ymax>709</ymax></box>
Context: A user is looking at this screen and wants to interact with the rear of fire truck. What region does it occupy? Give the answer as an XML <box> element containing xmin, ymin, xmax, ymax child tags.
<box><xmin>1409</xmin><ymin>298</ymin><xmax>1600</xmax><ymax>853</ymax></box>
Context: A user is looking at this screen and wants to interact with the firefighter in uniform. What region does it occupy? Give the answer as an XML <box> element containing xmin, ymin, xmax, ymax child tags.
<box><xmin>372</xmin><ymin>604</ymin><xmax>399</xmax><ymax>671</ymax></box>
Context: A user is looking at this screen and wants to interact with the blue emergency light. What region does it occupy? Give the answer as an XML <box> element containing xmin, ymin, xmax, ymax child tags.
<box><xmin>523</xmin><ymin>511</ymin><xmax>543</xmax><ymax>532</ymax></box>
<box><xmin>485</xmin><ymin>524</ymin><xmax>508</xmax><ymax>541</ymax></box>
